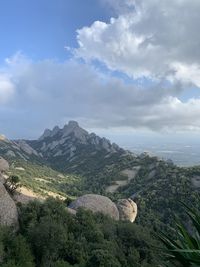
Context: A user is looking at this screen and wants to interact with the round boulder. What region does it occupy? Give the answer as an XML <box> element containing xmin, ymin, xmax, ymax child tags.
<box><xmin>0</xmin><ymin>182</ymin><xmax>18</xmax><ymax>227</ymax></box>
<box><xmin>117</xmin><ymin>198</ymin><xmax>137</xmax><ymax>223</ymax></box>
<box><xmin>69</xmin><ymin>194</ymin><xmax>119</xmax><ymax>220</ymax></box>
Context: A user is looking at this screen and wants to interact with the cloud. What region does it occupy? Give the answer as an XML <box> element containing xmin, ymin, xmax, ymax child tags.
<box><xmin>76</xmin><ymin>0</ymin><xmax>200</xmax><ymax>86</ymax></box>
<box><xmin>0</xmin><ymin>74</ymin><xmax>15</xmax><ymax>104</ymax></box>
<box><xmin>1</xmin><ymin>53</ymin><xmax>200</xmax><ymax>138</ymax></box>
<box><xmin>100</xmin><ymin>0</ymin><xmax>136</xmax><ymax>14</ymax></box>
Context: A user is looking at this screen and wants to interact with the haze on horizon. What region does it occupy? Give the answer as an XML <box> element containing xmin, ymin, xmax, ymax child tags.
<box><xmin>1</xmin><ymin>0</ymin><xmax>200</xmax><ymax>164</ymax></box>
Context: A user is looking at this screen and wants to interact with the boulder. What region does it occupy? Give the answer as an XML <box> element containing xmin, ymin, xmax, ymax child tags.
<box><xmin>66</xmin><ymin>207</ymin><xmax>77</xmax><ymax>216</ymax></box>
<box><xmin>0</xmin><ymin>182</ymin><xmax>18</xmax><ymax>227</ymax></box>
<box><xmin>0</xmin><ymin>157</ymin><xmax>9</xmax><ymax>173</ymax></box>
<box><xmin>0</xmin><ymin>173</ymin><xmax>5</xmax><ymax>184</ymax></box>
<box><xmin>117</xmin><ymin>198</ymin><xmax>137</xmax><ymax>223</ymax></box>
<box><xmin>69</xmin><ymin>194</ymin><xmax>119</xmax><ymax>220</ymax></box>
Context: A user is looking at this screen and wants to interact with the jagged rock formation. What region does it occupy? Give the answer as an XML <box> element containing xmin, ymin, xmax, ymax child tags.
<box><xmin>30</xmin><ymin>121</ymin><xmax>123</xmax><ymax>157</ymax></box>
<box><xmin>0</xmin><ymin>182</ymin><xmax>18</xmax><ymax>227</ymax></box>
<box><xmin>117</xmin><ymin>198</ymin><xmax>137</xmax><ymax>223</ymax></box>
<box><xmin>26</xmin><ymin>121</ymin><xmax>130</xmax><ymax>174</ymax></box>
<box><xmin>69</xmin><ymin>194</ymin><xmax>120</xmax><ymax>220</ymax></box>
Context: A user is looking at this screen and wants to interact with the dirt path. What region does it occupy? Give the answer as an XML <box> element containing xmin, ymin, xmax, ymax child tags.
<box><xmin>106</xmin><ymin>166</ymin><xmax>140</xmax><ymax>193</ymax></box>
<box><xmin>14</xmin><ymin>186</ymin><xmax>65</xmax><ymax>204</ymax></box>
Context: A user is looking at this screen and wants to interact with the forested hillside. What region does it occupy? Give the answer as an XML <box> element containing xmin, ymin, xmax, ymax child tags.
<box><xmin>1</xmin><ymin>122</ymin><xmax>200</xmax><ymax>233</ymax></box>
<box><xmin>0</xmin><ymin>198</ymin><xmax>159</xmax><ymax>267</ymax></box>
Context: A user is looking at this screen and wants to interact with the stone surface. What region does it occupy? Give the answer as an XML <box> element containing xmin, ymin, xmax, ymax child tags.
<box><xmin>0</xmin><ymin>157</ymin><xmax>9</xmax><ymax>173</ymax></box>
<box><xmin>0</xmin><ymin>173</ymin><xmax>5</xmax><ymax>184</ymax></box>
<box><xmin>0</xmin><ymin>182</ymin><xmax>18</xmax><ymax>227</ymax></box>
<box><xmin>69</xmin><ymin>194</ymin><xmax>119</xmax><ymax>220</ymax></box>
<box><xmin>66</xmin><ymin>207</ymin><xmax>77</xmax><ymax>215</ymax></box>
<box><xmin>17</xmin><ymin>140</ymin><xmax>39</xmax><ymax>156</ymax></box>
<box><xmin>117</xmin><ymin>198</ymin><xmax>137</xmax><ymax>223</ymax></box>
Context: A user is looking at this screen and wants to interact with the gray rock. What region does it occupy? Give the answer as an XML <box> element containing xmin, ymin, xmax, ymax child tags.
<box><xmin>17</xmin><ymin>140</ymin><xmax>39</xmax><ymax>156</ymax></box>
<box><xmin>63</xmin><ymin>121</ymin><xmax>88</xmax><ymax>143</ymax></box>
<box><xmin>69</xmin><ymin>194</ymin><xmax>119</xmax><ymax>220</ymax></box>
<box><xmin>117</xmin><ymin>198</ymin><xmax>137</xmax><ymax>223</ymax></box>
<box><xmin>51</xmin><ymin>126</ymin><xmax>60</xmax><ymax>137</ymax></box>
<box><xmin>5</xmin><ymin>150</ymin><xmax>16</xmax><ymax>157</ymax></box>
<box><xmin>0</xmin><ymin>157</ymin><xmax>9</xmax><ymax>173</ymax></box>
<box><xmin>0</xmin><ymin>173</ymin><xmax>5</xmax><ymax>184</ymax></box>
<box><xmin>0</xmin><ymin>182</ymin><xmax>18</xmax><ymax>227</ymax></box>
<box><xmin>39</xmin><ymin>128</ymin><xmax>52</xmax><ymax>140</ymax></box>
<box><xmin>66</xmin><ymin>207</ymin><xmax>77</xmax><ymax>215</ymax></box>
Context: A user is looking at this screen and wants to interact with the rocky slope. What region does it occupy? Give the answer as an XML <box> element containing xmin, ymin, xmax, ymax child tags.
<box><xmin>26</xmin><ymin>121</ymin><xmax>133</xmax><ymax>176</ymax></box>
<box><xmin>0</xmin><ymin>159</ymin><xmax>18</xmax><ymax>227</ymax></box>
<box><xmin>0</xmin><ymin>181</ymin><xmax>18</xmax><ymax>227</ymax></box>
<box><xmin>0</xmin><ymin>134</ymin><xmax>41</xmax><ymax>161</ymax></box>
<box><xmin>1</xmin><ymin>122</ymin><xmax>200</xmax><ymax>232</ymax></box>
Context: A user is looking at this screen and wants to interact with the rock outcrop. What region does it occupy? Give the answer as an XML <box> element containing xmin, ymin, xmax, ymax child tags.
<box><xmin>117</xmin><ymin>198</ymin><xmax>137</xmax><ymax>223</ymax></box>
<box><xmin>30</xmin><ymin>121</ymin><xmax>124</xmax><ymax>160</ymax></box>
<box><xmin>69</xmin><ymin>194</ymin><xmax>119</xmax><ymax>220</ymax></box>
<box><xmin>0</xmin><ymin>157</ymin><xmax>9</xmax><ymax>173</ymax></box>
<box><xmin>0</xmin><ymin>182</ymin><xmax>18</xmax><ymax>227</ymax></box>
<box><xmin>68</xmin><ymin>194</ymin><xmax>138</xmax><ymax>222</ymax></box>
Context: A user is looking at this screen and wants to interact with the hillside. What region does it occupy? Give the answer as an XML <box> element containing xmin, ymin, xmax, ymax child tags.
<box><xmin>0</xmin><ymin>122</ymin><xmax>200</xmax><ymax>232</ymax></box>
<box><xmin>0</xmin><ymin>135</ymin><xmax>41</xmax><ymax>161</ymax></box>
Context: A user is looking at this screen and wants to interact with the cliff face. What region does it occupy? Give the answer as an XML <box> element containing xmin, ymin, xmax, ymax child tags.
<box><xmin>27</xmin><ymin>121</ymin><xmax>125</xmax><ymax>167</ymax></box>
<box><xmin>0</xmin><ymin>157</ymin><xmax>9</xmax><ymax>173</ymax></box>
<box><xmin>0</xmin><ymin>180</ymin><xmax>18</xmax><ymax>227</ymax></box>
<box><xmin>0</xmin><ymin>157</ymin><xmax>18</xmax><ymax>227</ymax></box>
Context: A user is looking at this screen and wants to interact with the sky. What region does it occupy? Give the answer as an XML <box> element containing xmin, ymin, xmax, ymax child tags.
<box><xmin>1</xmin><ymin>0</ymin><xmax>200</xmax><ymax>145</ymax></box>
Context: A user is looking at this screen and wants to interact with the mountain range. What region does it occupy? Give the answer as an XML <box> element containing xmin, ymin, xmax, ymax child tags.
<box><xmin>0</xmin><ymin>121</ymin><xmax>200</xmax><ymax>231</ymax></box>
<box><xmin>1</xmin><ymin>121</ymin><xmax>130</xmax><ymax>170</ymax></box>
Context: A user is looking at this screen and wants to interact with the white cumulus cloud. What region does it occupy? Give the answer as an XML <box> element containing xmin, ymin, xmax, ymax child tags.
<box><xmin>0</xmin><ymin>74</ymin><xmax>15</xmax><ymax>104</ymax></box>
<box><xmin>1</xmin><ymin>53</ymin><xmax>200</xmax><ymax>138</ymax></box>
<box><xmin>76</xmin><ymin>0</ymin><xmax>200</xmax><ymax>86</ymax></box>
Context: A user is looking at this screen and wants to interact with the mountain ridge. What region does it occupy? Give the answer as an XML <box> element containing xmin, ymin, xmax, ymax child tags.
<box><xmin>0</xmin><ymin>121</ymin><xmax>200</xmax><ymax>233</ymax></box>
<box><xmin>25</xmin><ymin>121</ymin><xmax>134</xmax><ymax>176</ymax></box>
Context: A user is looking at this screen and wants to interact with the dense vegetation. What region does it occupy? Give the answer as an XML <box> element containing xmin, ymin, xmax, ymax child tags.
<box><xmin>9</xmin><ymin>159</ymin><xmax>83</xmax><ymax>198</ymax></box>
<box><xmin>1</xmin><ymin>138</ymin><xmax>200</xmax><ymax>266</ymax></box>
<box><xmin>114</xmin><ymin>156</ymin><xmax>200</xmax><ymax>232</ymax></box>
<box><xmin>158</xmin><ymin>203</ymin><xmax>200</xmax><ymax>267</ymax></box>
<box><xmin>7</xmin><ymin>153</ymin><xmax>200</xmax><ymax>234</ymax></box>
<box><xmin>0</xmin><ymin>198</ymin><xmax>159</xmax><ymax>267</ymax></box>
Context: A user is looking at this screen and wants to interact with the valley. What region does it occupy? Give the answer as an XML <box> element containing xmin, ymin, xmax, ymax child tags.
<box><xmin>0</xmin><ymin>121</ymin><xmax>199</xmax><ymax>233</ymax></box>
<box><xmin>1</xmin><ymin>121</ymin><xmax>200</xmax><ymax>267</ymax></box>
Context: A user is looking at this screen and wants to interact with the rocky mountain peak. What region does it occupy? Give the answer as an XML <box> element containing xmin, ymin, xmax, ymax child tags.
<box><xmin>52</xmin><ymin>126</ymin><xmax>60</xmax><ymax>135</ymax></box>
<box><xmin>25</xmin><ymin>121</ymin><xmax>126</xmax><ymax>167</ymax></box>
<box><xmin>39</xmin><ymin>128</ymin><xmax>52</xmax><ymax>140</ymax></box>
<box><xmin>62</xmin><ymin>121</ymin><xmax>88</xmax><ymax>142</ymax></box>
<box><xmin>63</xmin><ymin>121</ymin><xmax>83</xmax><ymax>132</ymax></box>
<box><xmin>68</xmin><ymin>120</ymin><xmax>79</xmax><ymax>128</ymax></box>
<box><xmin>39</xmin><ymin>126</ymin><xmax>61</xmax><ymax>141</ymax></box>
<box><xmin>39</xmin><ymin>121</ymin><xmax>88</xmax><ymax>142</ymax></box>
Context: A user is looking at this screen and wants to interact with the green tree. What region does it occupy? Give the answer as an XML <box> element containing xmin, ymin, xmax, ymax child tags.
<box><xmin>3</xmin><ymin>234</ymin><xmax>34</xmax><ymax>267</ymax></box>
<box><xmin>4</xmin><ymin>175</ymin><xmax>20</xmax><ymax>194</ymax></box>
<box><xmin>86</xmin><ymin>249</ymin><xmax>121</xmax><ymax>267</ymax></box>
